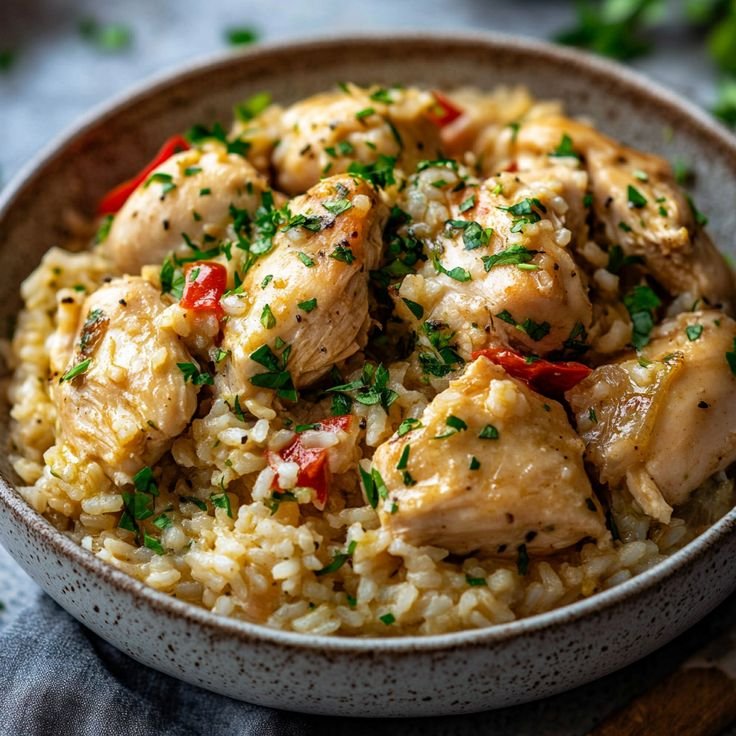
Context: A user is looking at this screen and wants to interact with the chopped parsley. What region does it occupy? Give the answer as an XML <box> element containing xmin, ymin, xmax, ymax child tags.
<box><xmin>482</xmin><ymin>245</ymin><xmax>539</xmax><ymax>272</ymax></box>
<box><xmin>260</xmin><ymin>304</ymin><xmax>276</xmax><ymax>329</ymax></box>
<box><xmin>184</xmin><ymin>166</ymin><xmax>202</xmax><ymax>177</ymax></box>
<box><xmin>469</xmin><ymin>456</ymin><xmax>481</xmax><ymax>470</ymax></box>
<box><xmin>627</xmin><ymin>184</ymin><xmax>647</xmax><ymax>209</ymax></box>
<box><xmin>418</xmin><ymin>320</ymin><xmax>464</xmax><ymax>377</ymax></box>
<box><xmin>249</xmin><ymin>343</ymin><xmax>297</xmax><ymax>401</ymax></box>
<box><xmin>186</xmin><ymin>121</ymin><xmax>250</xmax><ymax>157</ymax></box>
<box><xmin>459</xmin><ymin>195</ymin><xmax>476</xmax><ymax>213</ymax></box>
<box><xmin>331</xmin><ymin>392</ymin><xmax>353</xmax><ymax>416</ymax></box>
<box><xmin>606</xmin><ymin>244</ymin><xmax>644</xmax><ymax>274</ymax></box>
<box><xmin>322</xmin><ymin>197</ymin><xmax>353</xmax><ymax>216</ymax></box>
<box><xmin>327</xmin><ymin>363</ymin><xmax>397</xmax><ymax>412</ymax></box>
<box><xmin>315</xmin><ymin>540</ymin><xmax>358</xmax><ymax>576</ymax></box>
<box><xmin>623</xmin><ymin>284</ymin><xmax>661</xmax><ymax>349</ymax></box>
<box><xmin>325</xmin><ymin>140</ymin><xmax>355</xmax><ymax>157</ymax></box>
<box><xmin>355</xmin><ymin>107</ymin><xmax>375</xmax><ymax>120</ymax></box>
<box><xmin>210</xmin><ymin>492</ymin><xmax>233</xmax><ymax>518</ymax></box>
<box><xmin>379</xmin><ymin>612</ymin><xmax>396</xmax><ymax>625</ymax></box>
<box><xmin>297</xmin><ymin>298</ymin><xmax>318</xmax><ymax>313</ymax></box>
<box><xmin>133</xmin><ymin>466</ymin><xmax>158</xmax><ymax>495</ymax></box>
<box><xmin>369</xmin><ymin>87</ymin><xmax>394</xmax><ymax>104</ymax></box>
<box><xmin>401</xmin><ymin>298</ymin><xmax>424</xmax><ymax>320</ymax></box>
<box><xmin>465</xmin><ymin>574</ymin><xmax>487</xmax><ymax>586</ymax></box>
<box><xmin>153</xmin><ymin>513</ymin><xmax>173</xmax><ymax>530</ymax></box>
<box><xmin>686</xmin><ymin>195</ymin><xmax>709</xmax><ymax>227</ymax></box>
<box><xmin>497</xmin><ymin>198</ymin><xmax>547</xmax><ymax>233</ymax></box>
<box><xmin>79</xmin><ymin>18</ymin><xmax>132</xmax><ymax>52</ymax></box>
<box><xmin>433</xmin><ymin>415</ymin><xmax>468</xmax><ymax>439</ymax></box>
<box><xmin>446</xmin><ymin>219</ymin><xmax>492</xmax><ymax>251</ymax></box>
<box><xmin>143</xmin><ymin>534</ymin><xmax>165</xmax><ymax>555</ymax></box>
<box><xmin>549</xmin><ymin>133</ymin><xmax>580</xmax><ymax>159</ymax></box>
<box><xmin>285</xmin><ymin>213</ymin><xmax>322</xmax><ymax>232</ymax></box>
<box><xmin>60</xmin><ymin>358</ymin><xmax>91</xmax><ymax>383</ymax></box>
<box><xmin>144</xmin><ymin>172</ymin><xmax>176</xmax><ymax>197</ymax></box>
<box><xmin>224</xmin><ymin>26</ymin><xmax>259</xmax><ymax>46</ymax></box>
<box><xmin>234</xmin><ymin>91</ymin><xmax>271</xmax><ymax>122</ymax></box>
<box><xmin>359</xmin><ymin>466</ymin><xmax>388</xmax><ymax>509</ymax></box>
<box><xmin>94</xmin><ymin>215</ymin><xmax>114</xmax><ymax>245</ymax></box>
<box><xmin>397</xmin><ymin>417</ymin><xmax>422</xmax><ymax>437</ymax></box>
<box><xmin>297</xmin><ymin>252</ymin><xmax>316</xmax><ymax>267</ymax></box>
<box><xmin>347</xmin><ymin>155</ymin><xmax>397</xmax><ymax>188</ymax></box>
<box><xmin>431</xmin><ymin>254</ymin><xmax>471</xmax><ymax>282</ymax></box>
<box><xmin>330</xmin><ymin>243</ymin><xmax>356</xmax><ymax>264</ymax></box>
<box><xmin>479</xmin><ymin>424</ymin><xmax>500</xmax><ymax>440</ymax></box>
<box><xmin>177</xmin><ymin>362</ymin><xmax>214</xmax><ymax>386</ymax></box>
<box><xmin>160</xmin><ymin>257</ymin><xmax>185</xmax><ymax>299</ymax></box>
<box><xmin>495</xmin><ymin>310</ymin><xmax>550</xmax><ymax>341</ymax></box>
<box><xmin>396</xmin><ymin>444</ymin><xmax>411</xmax><ymax>471</ymax></box>
<box><xmin>180</xmin><ymin>496</ymin><xmax>208</xmax><ymax>511</ymax></box>
<box><xmin>726</xmin><ymin>338</ymin><xmax>736</xmax><ymax>376</ymax></box>
<box><xmin>686</xmin><ymin>324</ymin><xmax>703</xmax><ymax>341</ymax></box>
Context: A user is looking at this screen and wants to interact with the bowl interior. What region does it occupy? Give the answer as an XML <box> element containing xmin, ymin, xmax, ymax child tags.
<box><xmin>1</xmin><ymin>33</ymin><xmax>735</xmax><ymax>643</ymax></box>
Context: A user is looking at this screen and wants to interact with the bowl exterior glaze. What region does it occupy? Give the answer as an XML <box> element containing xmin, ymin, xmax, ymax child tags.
<box><xmin>1</xmin><ymin>33</ymin><xmax>736</xmax><ymax>717</ymax></box>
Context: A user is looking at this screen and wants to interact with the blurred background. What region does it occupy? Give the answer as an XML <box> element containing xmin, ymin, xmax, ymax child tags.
<box><xmin>0</xmin><ymin>0</ymin><xmax>735</xmax><ymax>190</ymax></box>
<box><xmin>0</xmin><ymin>3</ymin><xmax>735</xmax><ymax>732</ymax></box>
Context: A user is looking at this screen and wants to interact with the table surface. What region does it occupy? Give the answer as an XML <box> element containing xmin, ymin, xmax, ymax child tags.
<box><xmin>1</xmin><ymin>1</ymin><xmax>735</xmax><ymax>733</ymax></box>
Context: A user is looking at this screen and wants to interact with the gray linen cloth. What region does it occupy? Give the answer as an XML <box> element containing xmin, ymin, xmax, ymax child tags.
<box><xmin>2</xmin><ymin>584</ymin><xmax>736</xmax><ymax>736</ymax></box>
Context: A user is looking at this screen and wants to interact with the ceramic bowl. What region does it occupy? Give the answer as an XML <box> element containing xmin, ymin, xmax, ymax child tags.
<box><xmin>1</xmin><ymin>33</ymin><xmax>736</xmax><ymax>718</ymax></box>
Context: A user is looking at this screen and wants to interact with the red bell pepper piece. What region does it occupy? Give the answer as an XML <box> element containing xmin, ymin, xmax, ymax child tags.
<box><xmin>426</xmin><ymin>91</ymin><xmax>464</xmax><ymax>127</ymax></box>
<box><xmin>97</xmin><ymin>134</ymin><xmax>190</xmax><ymax>215</ymax></box>
<box><xmin>180</xmin><ymin>262</ymin><xmax>227</xmax><ymax>316</ymax></box>
<box><xmin>269</xmin><ymin>415</ymin><xmax>354</xmax><ymax>511</ymax></box>
<box><xmin>472</xmin><ymin>346</ymin><xmax>592</xmax><ymax>394</ymax></box>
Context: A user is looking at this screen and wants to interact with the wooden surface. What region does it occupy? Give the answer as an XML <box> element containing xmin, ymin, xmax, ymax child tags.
<box><xmin>590</xmin><ymin>667</ymin><xmax>736</xmax><ymax>736</ymax></box>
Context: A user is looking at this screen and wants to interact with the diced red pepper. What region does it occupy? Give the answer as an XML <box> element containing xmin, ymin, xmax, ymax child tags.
<box><xmin>180</xmin><ymin>262</ymin><xmax>227</xmax><ymax>316</ymax></box>
<box><xmin>426</xmin><ymin>91</ymin><xmax>464</xmax><ymax>127</ymax></box>
<box><xmin>268</xmin><ymin>415</ymin><xmax>354</xmax><ymax>511</ymax></box>
<box><xmin>97</xmin><ymin>134</ymin><xmax>190</xmax><ymax>215</ymax></box>
<box><xmin>472</xmin><ymin>346</ymin><xmax>592</xmax><ymax>394</ymax></box>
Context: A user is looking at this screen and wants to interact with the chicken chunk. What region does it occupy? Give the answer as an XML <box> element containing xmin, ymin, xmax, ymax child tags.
<box><xmin>52</xmin><ymin>277</ymin><xmax>198</xmax><ymax>484</ymax></box>
<box><xmin>567</xmin><ymin>310</ymin><xmax>736</xmax><ymax>522</ymax></box>
<box><xmin>397</xmin><ymin>167</ymin><xmax>592</xmax><ymax>357</ymax></box>
<box><xmin>373</xmin><ymin>357</ymin><xmax>607</xmax><ymax>556</ymax></box>
<box><xmin>220</xmin><ymin>175</ymin><xmax>387</xmax><ymax>403</ymax></box>
<box><xmin>104</xmin><ymin>147</ymin><xmax>272</xmax><ymax>274</ymax></box>
<box><xmin>488</xmin><ymin>115</ymin><xmax>735</xmax><ymax>311</ymax></box>
<box><xmin>271</xmin><ymin>84</ymin><xmax>443</xmax><ymax>195</ymax></box>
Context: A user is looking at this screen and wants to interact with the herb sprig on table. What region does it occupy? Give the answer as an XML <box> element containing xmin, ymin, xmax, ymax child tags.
<box><xmin>556</xmin><ymin>0</ymin><xmax>736</xmax><ymax>126</ymax></box>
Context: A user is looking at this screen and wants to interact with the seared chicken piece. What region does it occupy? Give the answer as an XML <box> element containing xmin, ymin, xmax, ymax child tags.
<box><xmin>52</xmin><ymin>277</ymin><xmax>198</xmax><ymax>484</ymax></box>
<box><xmin>373</xmin><ymin>357</ymin><xmax>607</xmax><ymax>556</ymax></box>
<box><xmin>398</xmin><ymin>167</ymin><xmax>592</xmax><ymax>356</ymax></box>
<box><xmin>567</xmin><ymin>310</ymin><xmax>736</xmax><ymax>522</ymax></box>
<box><xmin>272</xmin><ymin>84</ymin><xmax>443</xmax><ymax>195</ymax></box>
<box><xmin>220</xmin><ymin>175</ymin><xmax>387</xmax><ymax>402</ymax></box>
<box><xmin>105</xmin><ymin>147</ymin><xmax>272</xmax><ymax>274</ymax></box>
<box><xmin>487</xmin><ymin>115</ymin><xmax>735</xmax><ymax>311</ymax></box>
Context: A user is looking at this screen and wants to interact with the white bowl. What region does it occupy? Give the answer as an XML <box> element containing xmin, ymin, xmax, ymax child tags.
<box><xmin>1</xmin><ymin>33</ymin><xmax>735</xmax><ymax>716</ymax></box>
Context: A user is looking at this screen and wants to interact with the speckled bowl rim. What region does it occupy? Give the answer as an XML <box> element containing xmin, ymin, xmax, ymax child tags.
<box><xmin>2</xmin><ymin>31</ymin><xmax>736</xmax><ymax>654</ymax></box>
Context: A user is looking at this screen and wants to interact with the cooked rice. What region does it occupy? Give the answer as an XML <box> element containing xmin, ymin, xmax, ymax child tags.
<box><xmin>6</xmin><ymin>85</ymin><xmax>735</xmax><ymax>637</ymax></box>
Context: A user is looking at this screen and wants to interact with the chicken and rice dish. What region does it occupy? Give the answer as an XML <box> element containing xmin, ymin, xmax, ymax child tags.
<box><xmin>7</xmin><ymin>84</ymin><xmax>736</xmax><ymax>636</ymax></box>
